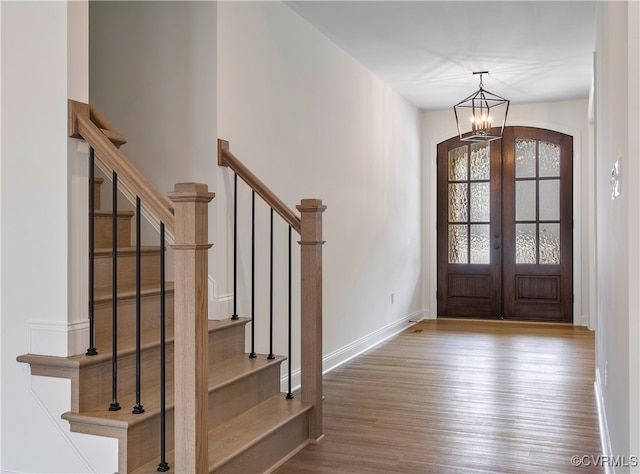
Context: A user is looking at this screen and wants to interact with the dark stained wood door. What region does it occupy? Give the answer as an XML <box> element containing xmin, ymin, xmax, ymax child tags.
<box><xmin>437</xmin><ymin>137</ymin><xmax>503</xmax><ymax>318</ymax></box>
<box><xmin>437</xmin><ymin>127</ymin><xmax>573</xmax><ymax>322</ymax></box>
<box><xmin>501</xmin><ymin>127</ymin><xmax>573</xmax><ymax>321</ymax></box>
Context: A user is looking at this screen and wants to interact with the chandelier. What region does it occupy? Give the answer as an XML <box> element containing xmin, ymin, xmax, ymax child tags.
<box><xmin>453</xmin><ymin>71</ymin><xmax>509</xmax><ymax>142</ymax></box>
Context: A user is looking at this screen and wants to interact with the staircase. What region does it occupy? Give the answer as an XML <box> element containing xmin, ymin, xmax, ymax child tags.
<box><xmin>17</xmin><ymin>101</ymin><xmax>324</xmax><ymax>473</ymax></box>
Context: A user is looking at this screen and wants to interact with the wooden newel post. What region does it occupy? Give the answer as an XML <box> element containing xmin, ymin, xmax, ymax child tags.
<box><xmin>297</xmin><ymin>198</ymin><xmax>327</xmax><ymax>443</ymax></box>
<box><xmin>169</xmin><ymin>183</ymin><xmax>214</xmax><ymax>473</ymax></box>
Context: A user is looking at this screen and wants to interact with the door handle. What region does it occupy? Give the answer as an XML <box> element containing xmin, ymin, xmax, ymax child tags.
<box><xmin>494</xmin><ymin>243</ymin><xmax>501</xmax><ymax>249</ymax></box>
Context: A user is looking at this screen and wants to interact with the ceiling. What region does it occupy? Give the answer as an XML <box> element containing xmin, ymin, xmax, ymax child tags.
<box><xmin>286</xmin><ymin>1</ymin><xmax>597</xmax><ymax>111</ymax></box>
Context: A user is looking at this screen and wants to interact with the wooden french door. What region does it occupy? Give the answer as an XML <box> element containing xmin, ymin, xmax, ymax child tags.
<box><xmin>437</xmin><ymin>127</ymin><xmax>573</xmax><ymax>322</ymax></box>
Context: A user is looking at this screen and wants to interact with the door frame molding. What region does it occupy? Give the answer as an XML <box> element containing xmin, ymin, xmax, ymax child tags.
<box><xmin>425</xmin><ymin>120</ymin><xmax>587</xmax><ymax>326</ymax></box>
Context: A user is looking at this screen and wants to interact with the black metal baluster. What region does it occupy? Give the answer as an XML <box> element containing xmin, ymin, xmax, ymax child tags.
<box><xmin>132</xmin><ymin>197</ymin><xmax>144</xmax><ymax>415</ymax></box>
<box><xmin>157</xmin><ymin>222</ymin><xmax>169</xmax><ymax>472</ymax></box>
<box><xmin>232</xmin><ymin>173</ymin><xmax>239</xmax><ymax>320</ymax></box>
<box><xmin>87</xmin><ymin>148</ymin><xmax>98</xmax><ymax>356</ymax></box>
<box><xmin>268</xmin><ymin>209</ymin><xmax>275</xmax><ymax>360</ymax></box>
<box><xmin>109</xmin><ymin>171</ymin><xmax>121</xmax><ymax>412</ymax></box>
<box><xmin>286</xmin><ymin>225</ymin><xmax>293</xmax><ymax>399</ymax></box>
<box><xmin>249</xmin><ymin>191</ymin><xmax>257</xmax><ymax>359</ymax></box>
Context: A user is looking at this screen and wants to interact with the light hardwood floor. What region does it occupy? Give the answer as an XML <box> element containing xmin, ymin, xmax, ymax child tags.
<box><xmin>276</xmin><ymin>318</ymin><xmax>602</xmax><ymax>474</ymax></box>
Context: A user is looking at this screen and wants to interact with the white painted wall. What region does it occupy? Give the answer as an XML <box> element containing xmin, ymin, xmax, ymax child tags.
<box><xmin>0</xmin><ymin>2</ymin><xmax>4</xmax><ymax>468</ymax></box>
<box><xmin>1</xmin><ymin>2</ymin><xmax>116</xmax><ymax>472</ymax></box>
<box><xmin>421</xmin><ymin>99</ymin><xmax>592</xmax><ymax>326</ymax></box>
<box><xmin>89</xmin><ymin>0</ymin><xmax>218</xmax><ymax>312</ymax></box>
<box><xmin>627</xmin><ymin>1</ymin><xmax>640</xmax><ymax>463</ymax></box>
<box><xmin>594</xmin><ymin>0</ymin><xmax>640</xmax><ymax>466</ymax></box>
<box><xmin>67</xmin><ymin>0</ymin><xmax>90</xmax><ymax>358</ymax></box>
<box><xmin>217</xmin><ymin>1</ymin><xmax>423</xmax><ymax>375</ymax></box>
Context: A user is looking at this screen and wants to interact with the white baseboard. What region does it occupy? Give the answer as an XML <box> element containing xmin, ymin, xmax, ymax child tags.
<box><xmin>208</xmin><ymin>276</ymin><xmax>233</xmax><ymax>320</ymax></box>
<box><xmin>29</xmin><ymin>320</ymin><xmax>89</xmax><ymax>357</ymax></box>
<box><xmin>422</xmin><ymin>308</ymin><xmax>437</xmax><ymax>319</ymax></box>
<box><xmin>280</xmin><ymin>309</ymin><xmax>425</xmax><ymax>392</ymax></box>
<box><xmin>67</xmin><ymin>319</ymin><xmax>90</xmax><ymax>356</ymax></box>
<box><xmin>209</xmin><ymin>293</ymin><xmax>233</xmax><ymax>321</ymax></box>
<box><xmin>578</xmin><ymin>313</ymin><xmax>590</xmax><ymax>327</ymax></box>
<box><xmin>595</xmin><ymin>368</ymin><xmax>614</xmax><ymax>474</ymax></box>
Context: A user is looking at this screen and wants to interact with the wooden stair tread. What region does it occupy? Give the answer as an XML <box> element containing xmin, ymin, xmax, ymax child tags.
<box><xmin>94</xmin><ymin>246</ymin><xmax>163</xmax><ymax>256</ymax></box>
<box><xmin>16</xmin><ymin>353</ymin><xmax>81</xmax><ymax>374</ymax></box>
<box><xmin>209</xmin><ymin>353</ymin><xmax>286</xmax><ymax>390</ymax></box>
<box><xmin>130</xmin><ymin>394</ymin><xmax>312</xmax><ymax>473</ymax></box>
<box><xmin>94</xmin><ymin>209</ymin><xmax>135</xmax><ymax>217</ymax></box>
<box><xmin>18</xmin><ymin>318</ymin><xmax>250</xmax><ymax>375</ymax></box>
<box><xmin>94</xmin><ymin>281</ymin><xmax>175</xmax><ymax>302</ymax></box>
<box><xmin>60</xmin><ymin>353</ymin><xmax>285</xmax><ymax>427</ymax></box>
<box><xmin>17</xmin><ymin>334</ymin><xmax>176</xmax><ymax>375</ymax></box>
<box><xmin>207</xmin><ymin>316</ymin><xmax>250</xmax><ymax>333</ymax></box>
<box><xmin>61</xmin><ymin>372</ymin><xmax>180</xmax><ymax>429</ymax></box>
<box><xmin>209</xmin><ymin>394</ymin><xmax>312</xmax><ymax>470</ymax></box>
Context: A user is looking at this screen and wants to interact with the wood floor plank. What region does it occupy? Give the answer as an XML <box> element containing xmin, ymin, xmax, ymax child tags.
<box><xmin>275</xmin><ymin>319</ymin><xmax>602</xmax><ymax>474</ymax></box>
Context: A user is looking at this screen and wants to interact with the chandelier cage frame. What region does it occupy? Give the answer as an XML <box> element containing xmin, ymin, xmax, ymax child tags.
<box><xmin>453</xmin><ymin>72</ymin><xmax>510</xmax><ymax>142</ymax></box>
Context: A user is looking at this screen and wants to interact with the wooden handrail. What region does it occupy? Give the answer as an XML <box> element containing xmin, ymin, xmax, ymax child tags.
<box><xmin>69</xmin><ymin>100</ymin><xmax>175</xmax><ymax>233</ymax></box>
<box><xmin>218</xmin><ymin>139</ymin><xmax>301</xmax><ymax>234</ymax></box>
<box><xmin>89</xmin><ymin>104</ymin><xmax>127</xmax><ymax>148</ymax></box>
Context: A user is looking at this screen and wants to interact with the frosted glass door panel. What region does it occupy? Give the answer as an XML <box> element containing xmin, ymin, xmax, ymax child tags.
<box><xmin>470</xmin><ymin>182</ymin><xmax>490</xmax><ymax>222</ymax></box>
<box><xmin>540</xmin><ymin>223</ymin><xmax>560</xmax><ymax>264</ymax></box>
<box><xmin>516</xmin><ymin>181</ymin><xmax>536</xmax><ymax>221</ymax></box>
<box><xmin>470</xmin><ymin>142</ymin><xmax>490</xmax><ymax>180</ymax></box>
<box><xmin>449</xmin><ymin>147</ymin><xmax>468</xmax><ymax>181</ymax></box>
<box><xmin>447</xmin><ymin>143</ymin><xmax>491</xmax><ymax>264</ymax></box>
<box><xmin>515</xmin><ymin>139</ymin><xmax>536</xmax><ymax>178</ymax></box>
<box><xmin>515</xmin><ymin>224</ymin><xmax>537</xmax><ymax>264</ymax></box>
<box><xmin>449</xmin><ymin>224</ymin><xmax>468</xmax><ymax>264</ymax></box>
<box><xmin>539</xmin><ymin>142</ymin><xmax>560</xmax><ymax>177</ymax></box>
<box><xmin>514</xmin><ymin>138</ymin><xmax>562</xmax><ymax>265</ymax></box>
<box><xmin>539</xmin><ymin>180</ymin><xmax>560</xmax><ymax>221</ymax></box>
<box><xmin>449</xmin><ymin>184</ymin><xmax>468</xmax><ymax>222</ymax></box>
<box><xmin>470</xmin><ymin>224</ymin><xmax>490</xmax><ymax>264</ymax></box>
